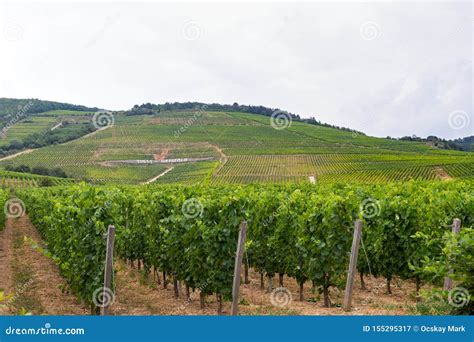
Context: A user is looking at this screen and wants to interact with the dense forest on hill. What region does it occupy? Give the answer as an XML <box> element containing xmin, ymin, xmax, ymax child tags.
<box><xmin>0</xmin><ymin>98</ymin><xmax>98</xmax><ymax>124</ymax></box>
<box><xmin>398</xmin><ymin>135</ymin><xmax>473</xmax><ymax>152</ymax></box>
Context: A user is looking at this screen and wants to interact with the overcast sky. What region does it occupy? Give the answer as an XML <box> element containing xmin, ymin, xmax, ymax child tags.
<box><xmin>0</xmin><ymin>1</ymin><xmax>472</xmax><ymax>139</ymax></box>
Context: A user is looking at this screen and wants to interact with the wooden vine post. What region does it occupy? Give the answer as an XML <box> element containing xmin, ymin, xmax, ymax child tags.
<box><xmin>343</xmin><ymin>220</ymin><xmax>362</xmax><ymax>312</ymax></box>
<box><xmin>443</xmin><ymin>218</ymin><xmax>461</xmax><ymax>291</ymax></box>
<box><xmin>101</xmin><ymin>225</ymin><xmax>116</xmax><ymax>316</ymax></box>
<box><xmin>231</xmin><ymin>221</ymin><xmax>248</xmax><ymax>315</ymax></box>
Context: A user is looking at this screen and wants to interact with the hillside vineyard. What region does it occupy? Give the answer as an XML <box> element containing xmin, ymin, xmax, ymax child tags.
<box><xmin>16</xmin><ymin>180</ymin><xmax>473</xmax><ymax>312</ymax></box>
<box><xmin>0</xmin><ymin>104</ymin><xmax>472</xmax><ymax>186</ymax></box>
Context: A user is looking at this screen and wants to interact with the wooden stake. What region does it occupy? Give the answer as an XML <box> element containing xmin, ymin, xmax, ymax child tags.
<box><xmin>443</xmin><ymin>218</ymin><xmax>461</xmax><ymax>290</ymax></box>
<box><xmin>216</xmin><ymin>294</ymin><xmax>223</xmax><ymax>315</ymax></box>
<box><xmin>343</xmin><ymin>220</ymin><xmax>362</xmax><ymax>312</ymax></box>
<box><xmin>231</xmin><ymin>221</ymin><xmax>248</xmax><ymax>315</ymax></box>
<box><xmin>244</xmin><ymin>262</ymin><xmax>250</xmax><ymax>284</ymax></box>
<box><xmin>360</xmin><ymin>271</ymin><xmax>366</xmax><ymax>290</ymax></box>
<box><xmin>267</xmin><ymin>276</ymin><xmax>273</xmax><ymax>293</ymax></box>
<box><xmin>185</xmin><ymin>284</ymin><xmax>191</xmax><ymax>301</ymax></box>
<box><xmin>101</xmin><ymin>225</ymin><xmax>115</xmax><ymax>316</ymax></box>
<box><xmin>173</xmin><ymin>276</ymin><xmax>180</xmax><ymax>298</ymax></box>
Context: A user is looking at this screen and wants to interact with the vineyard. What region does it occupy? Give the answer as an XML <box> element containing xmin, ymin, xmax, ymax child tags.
<box><xmin>211</xmin><ymin>154</ymin><xmax>474</xmax><ymax>184</ymax></box>
<box><xmin>0</xmin><ymin>101</ymin><xmax>472</xmax><ymax>315</ymax></box>
<box><xmin>12</xmin><ymin>179</ymin><xmax>473</xmax><ymax>315</ymax></box>
<box><xmin>0</xmin><ymin>170</ymin><xmax>76</xmax><ymax>188</ymax></box>
<box><xmin>0</xmin><ymin>109</ymin><xmax>471</xmax><ymax>185</ymax></box>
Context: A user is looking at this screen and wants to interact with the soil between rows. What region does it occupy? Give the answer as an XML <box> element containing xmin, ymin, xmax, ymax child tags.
<box><xmin>0</xmin><ymin>216</ymin><xmax>416</xmax><ymax>315</ymax></box>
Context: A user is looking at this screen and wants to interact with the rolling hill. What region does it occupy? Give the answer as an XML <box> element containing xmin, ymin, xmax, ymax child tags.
<box><xmin>0</xmin><ymin>99</ymin><xmax>472</xmax><ymax>185</ymax></box>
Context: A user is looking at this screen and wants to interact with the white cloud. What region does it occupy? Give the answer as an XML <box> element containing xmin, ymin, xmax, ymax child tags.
<box><xmin>0</xmin><ymin>1</ymin><xmax>471</xmax><ymax>138</ymax></box>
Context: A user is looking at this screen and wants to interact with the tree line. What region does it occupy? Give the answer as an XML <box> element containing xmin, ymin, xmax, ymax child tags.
<box><xmin>127</xmin><ymin>102</ymin><xmax>364</xmax><ymax>135</ymax></box>
<box><xmin>0</xmin><ymin>122</ymin><xmax>95</xmax><ymax>157</ymax></box>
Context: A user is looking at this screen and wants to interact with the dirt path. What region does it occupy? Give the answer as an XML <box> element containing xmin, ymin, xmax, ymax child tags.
<box><xmin>0</xmin><ymin>222</ymin><xmax>14</xmax><ymax>314</ymax></box>
<box><xmin>1</xmin><ymin>216</ymin><xmax>417</xmax><ymax>316</ymax></box>
<box><xmin>65</xmin><ymin>126</ymin><xmax>110</xmax><ymax>144</ymax></box>
<box><xmin>434</xmin><ymin>166</ymin><xmax>453</xmax><ymax>180</ymax></box>
<box><xmin>211</xmin><ymin>144</ymin><xmax>227</xmax><ymax>164</ymax></box>
<box><xmin>209</xmin><ymin>144</ymin><xmax>228</xmax><ymax>176</ymax></box>
<box><xmin>0</xmin><ymin>216</ymin><xmax>88</xmax><ymax>315</ymax></box>
<box><xmin>110</xmin><ymin>264</ymin><xmax>414</xmax><ymax>316</ymax></box>
<box><xmin>142</xmin><ymin>167</ymin><xmax>174</xmax><ymax>185</ymax></box>
<box><xmin>50</xmin><ymin>122</ymin><xmax>63</xmax><ymax>131</ymax></box>
<box><xmin>0</xmin><ymin>149</ymin><xmax>35</xmax><ymax>162</ymax></box>
<box><xmin>153</xmin><ymin>148</ymin><xmax>170</xmax><ymax>161</ymax></box>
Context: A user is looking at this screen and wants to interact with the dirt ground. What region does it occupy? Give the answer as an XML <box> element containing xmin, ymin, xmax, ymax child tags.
<box><xmin>112</xmin><ymin>264</ymin><xmax>416</xmax><ymax>316</ymax></box>
<box><xmin>434</xmin><ymin>166</ymin><xmax>453</xmax><ymax>180</ymax></box>
<box><xmin>0</xmin><ymin>217</ymin><xmax>89</xmax><ymax>315</ymax></box>
<box><xmin>0</xmin><ymin>216</ymin><xmax>418</xmax><ymax>316</ymax></box>
<box><xmin>153</xmin><ymin>148</ymin><xmax>170</xmax><ymax>161</ymax></box>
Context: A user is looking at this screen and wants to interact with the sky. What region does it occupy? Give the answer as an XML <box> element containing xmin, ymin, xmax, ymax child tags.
<box><xmin>0</xmin><ymin>1</ymin><xmax>472</xmax><ymax>139</ymax></box>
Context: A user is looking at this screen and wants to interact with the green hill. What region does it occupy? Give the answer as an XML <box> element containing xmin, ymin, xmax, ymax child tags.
<box><xmin>0</xmin><ymin>101</ymin><xmax>471</xmax><ymax>185</ymax></box>
<box><xmin>0</xmin><ymin>98</ymin><xmax>98</xmax><ymax>119</ymax></box>
<box><xmin>0</xmin><ymin>98</ymin><xmax>100</xmax><ymax>156</ymax></box>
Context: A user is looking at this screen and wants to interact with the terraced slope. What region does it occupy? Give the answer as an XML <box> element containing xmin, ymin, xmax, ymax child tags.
<box><xmin>0</xmin><ymin>109</ymin><xmax>472</xmax><ymax>185</ymax></box>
